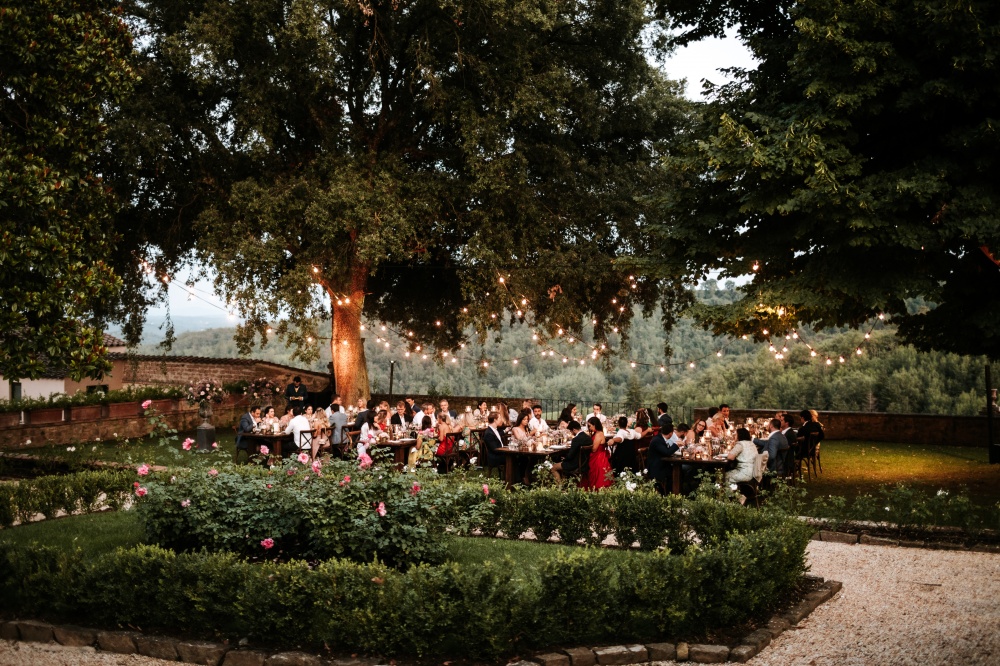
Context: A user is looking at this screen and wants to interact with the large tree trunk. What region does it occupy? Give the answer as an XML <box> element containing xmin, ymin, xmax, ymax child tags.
<box><xmin>330</xmin><ymin>265</ymin><xmax>370</xmax><ymax>406</ymax></box>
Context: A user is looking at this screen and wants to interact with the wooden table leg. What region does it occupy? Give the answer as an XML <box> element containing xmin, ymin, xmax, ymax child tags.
<box><xmin>505</xmin><ymin>455</ymin><xmax>515</xmax><ymax>487</ymax></box>
<box><xmin>672</xmin><ymin>463</ymin><xmax>683</xmax><ymax>495</ymax></box>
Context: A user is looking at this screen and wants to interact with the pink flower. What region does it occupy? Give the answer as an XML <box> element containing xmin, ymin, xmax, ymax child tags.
<box><xmin>287</xmin><ymin>469</ymin><xmax>296</xmax><ymax>476</ymax></box>
<box><xmin>376</xmin><ymin>502</ymin><xmax>386</xmax><ymax>517</ymax></box>
<box><xmin>297</xmin><ymin>452</ymin><xmax>310</xmax><ymax>464</ymax></box>
<box><xmin>358</xmin><ymin>453</ymin><xmax>372</xmax><ymax>469</ymax></box>
<box><xmin>181</xmin><ymin>499</ymin><xmax>191</xmax><ymax>508</ymax></box>
<box><xmin>340</xmin><ymin>475</ymin><xmax>351</xmax><ymax>486</ymax></box>
<box><xmin>212</xmin><ymin>442</ymin><xmax>218</xmax><ymax>449</ymax></box>
<box><xmin>135</xmin><ymin>486</ymin><xmax>147</xmax><ymax>497</ymax></box>
<box><xmin>411</xmin><ymin>482</ymin><xmax>421</xmax><ymax>496</ymax></box>
<box><xmin>266</xmin><ymin>484</ymin><xmax>272</xmax><ymax>489</ymax></box>
<box><xmin>490</xmin><ymin>498</ymin><xmax>496</xmax><ymax>505</ymax></box>
<box><xmin>261</xmin><ymin>538</ymin><xmax>274</xmax><ymax>550</ymax></box>
<box><xmin>311</xmin><ymin>459</ymin><xmax>322</xmax><ymax>475</ymax></box>
<box><xmin>137</xmin><ymin>464</ymin><xmax>150</xmax><ymax>476</ymax></box>
<box><xmin>260</xmin><ymin>445</ymin><xmax>269</xmax><ymax>456</ymax></box>
<box><xmin>133</xmin><ymin>481</ymin><xmax>140</xmax><ymax>488</ymax></box>
<box><xmin>208</xmin><ymin>469</ymin><xmax>218</xmax><ymax>477</ymax></box>
<box><xmin>182</xmin><ymin>438</ymin><xmax>193</xmax><ymax>451</ymax></box>
<box><xmin>483</xmin><ymin>484</ymin><xmax>490</xmax><ymax>496</ymax></box>
<box><xmin>141</xmin><ymin>399</ymin><xmax>152</xmax><ymax>410</ymax></box>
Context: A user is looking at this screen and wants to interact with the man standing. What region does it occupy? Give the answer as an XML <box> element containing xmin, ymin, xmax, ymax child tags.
<box><xmin>285</xmin><ymin>376</ymin><xmax>308</xmax><ymax>409</ymax></box>
<box><xmin>753</xmin><ymin>418</ymin><xmax>789</xmax><ymax>473</ymax></box>
<box><xmin>645</xmin><ymin>416</ymin><xmax>680</xmax><ymax>493</ymax></box>
<box><xmin>655</xmin><ymin>402</ymin><xmax>671</xmax><ymax>430</ymax></box>
<box><xmin>529</xmin><ymin>405</ymin><xmax>549</xmax><ymax>435</ymax></box>
<box><xmin>235</xmin><ymin>405</ymin><xmax>261</xmax><ymax>462</ymax></box>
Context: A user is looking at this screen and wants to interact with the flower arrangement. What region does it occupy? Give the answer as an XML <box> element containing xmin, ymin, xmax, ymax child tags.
<box><xmin>244</xmin><ymin>377</ymin><xmax>281</xmax><ymax>402</ymax></box>
<box><xmin>185</xmin><ymin>380</ymin><xmax>226</xmax><ymax>405</ymax></box>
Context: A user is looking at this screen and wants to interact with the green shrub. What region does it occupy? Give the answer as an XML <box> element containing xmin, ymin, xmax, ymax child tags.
<box><xmin>0</xmin><ymin>470</ymin><xmax>133</xmax><ymax>529</ymax></box>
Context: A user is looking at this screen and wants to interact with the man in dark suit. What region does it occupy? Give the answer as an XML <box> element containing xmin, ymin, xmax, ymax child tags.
<box><xmin>646</xmin><ymin>417</ymin><xmax>680</xmax><ymax>493</ymax></box>
<box><xmin>438</xmin><ymin>399</ymin><xmax>458</xmax><ymax>420</ymax></box>
<box><xmin>482</xmin><ymin>411</ymin><xmax>508</xmax><ymax>470</ymax></box>
<box><xmin>235</xmin><ymin>406</ymin><xmax>261</xmax><ymax>462</ymax></box>
<box><xmin>552</xmin><ymin>421</ymin><xmax>590</xmax><ymax>482</ymax></box>
<box><xmin>754</xmin><ymin>418</ymin><xmax>789</xmax><ymax>473</ymax></box>
<box><xmin>284</xmin><ymin>376</ymin><xmax>308</xmax><ymax>409</ymax></box>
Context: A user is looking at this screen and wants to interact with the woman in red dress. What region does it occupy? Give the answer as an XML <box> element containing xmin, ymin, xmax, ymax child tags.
<box><xmin>583</xmin><ymin>416</ymin><xmax>612</xmax><ymax>490</ymax></box>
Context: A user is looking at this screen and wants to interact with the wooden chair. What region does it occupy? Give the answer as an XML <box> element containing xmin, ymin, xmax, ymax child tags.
<box><xmin>802</xmin><ymin>432</ymin><xmax>822</xmax><ymax>480</ymax></box>
<box><xmin>478</xmin><ymin>437</ymin><xmax>503</xmax><ymax>479</ymax></box>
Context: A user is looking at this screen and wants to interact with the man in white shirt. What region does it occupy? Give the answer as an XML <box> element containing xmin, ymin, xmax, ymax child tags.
<box><xmin>284</xmin><ymin>406</ymin><xmax>312</xmax><ymax>454</ymax></box>
<box><xmin>528</xmin><ymin>405</ymin><xmax>549</xmax><ymax>435</ymax></box>
<box><xmin>325</xmin><ymin>393</ymin><xmax>343</xmax><ymax>419</ymax></box>
<box><xmin>414</xmin><ymin>403</ymin><xmax>436</xmax><ymax>429</ymax></box>
<box><xmin>590</xmin><ymin>402</ymin><xmax>608</xmax><ymax>426</ymax></box>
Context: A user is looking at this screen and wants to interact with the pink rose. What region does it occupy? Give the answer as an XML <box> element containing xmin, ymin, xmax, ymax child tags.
<box><xmin>490</xmin><ymin>498</ymin><xmax>496</xmax><ymax>505</ymax></box>
<box><xmin>266</xmin><ymin>484</ymin><xmax>272</xmax><ymax>489</ymax></box>
<box><xmin>212</xmin><ymin>442</ymin><xmax>218</xmax><ymax>449</ymax></box>
<box><xmin>376</xmin><ymin>502</ymin><xmax>386</xmax><ymax>517</ymax></box>
<box><xmin>261</xmin><ymin>538</ymin><xmax>275</xmax><ymax>550</ymax></box>
<box><xmin>287</xmin><ymin>469</ymin><xmax>296</xmax><ymax>476</ymax></box>
<box><xmin>297</xmin><ymin>452</ymin><xmax>310</xmax><ymax>464</ymax></box>
<box><xmin>311</xmin><ymin>460</ymin><xmax>322</xmax><ymax>475</ymax></box>
<box><xmin>135</xmin><ymin>486</ymin><xmax>147</xmax><ymax>497</ymax></box>
<box><xmin>340</xmin><ymin>475</ymin><xmax>351</xmax><ymax>486</ymax></box>
<box><xmin>182</xmin><ymin>438</ymin><xmax>193</xmax><ymax>451</ymax></box>
<box><xmin>483</xmin><ymin>483</ymin><xmax>490</xmax><ymax>496</ymax></box>
<box><xmin>181</xmin><ymin>499</ymin><xmax>191</xmax><ymax>508</ymax></box>
<box><xmin>133</xmin><ymin>481</ymin><xmax>140</xmax><ymax>488</ymax></box>
<box><xmin>208</xmin><ymin>469</ymin><xmax>218</xmax><ymax>477</ymax></box>
<box><xmin>358</xmin><ymin>453</ymin><xmax>372</xmax><ymax>469</ymax></box>
<box><xmin>141</xmin><ymin>399</ymin><xmax>152</xmax><ymax>410</ymax></box>
<box><xmin>260</xmin><ymin>445</ymin><xmax>269</xmax><ymax>456</ymax></box>
<box><xmin>411</xmin><ymin>482</ymin><xmax>421</xmax><ymax>495</ymax></box>
<box><xmin>137</xmin><ymin>464</ymin><xmax>149</xmax><ymax>476</ymax></box>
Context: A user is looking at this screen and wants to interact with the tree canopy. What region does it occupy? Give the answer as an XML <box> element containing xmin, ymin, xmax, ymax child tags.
<box><xmin>648</xmin><ymin>0</ymin><xmax>1000</xmax><ymax>359</ymax></box>
<box><xmin>0</xmin><ymin>0</ymin><xmax>135</xmax><ymax>381</ymax></box>
<box><xmin>117</xmin><ymin>0</ymin><xmax>693</xmax><ymax>402</ymax></box>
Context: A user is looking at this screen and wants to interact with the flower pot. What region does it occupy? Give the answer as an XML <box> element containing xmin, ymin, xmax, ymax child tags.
<box><xmin>108</xmin><ymin>401</ymin><xmax>140</xmax><ymax>418</ymax></box>
<box><xmin>29</xmin><ymin>407</ymin><xmax>65</xmax><ymax>424</ymax></box>
<box><xmin>149</xmin><ymin>399</ymin><xmax>177</xmax><ymax>413</ymax></box>
<box><xmin>70</xmin><ymin>405</ymin><xmax>103</xmax><ymax>422</ymax></box>
<box><xmin>0</xmin><ymin>411</ymin><xmax>22</xmax><ymax>428</ymax></box>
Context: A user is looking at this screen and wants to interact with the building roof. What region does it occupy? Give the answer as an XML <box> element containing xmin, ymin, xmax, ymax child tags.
<box><xmin>103</xmin><ymin>333</ymin><xmax>128</xmax><ymax>348</ymax></box>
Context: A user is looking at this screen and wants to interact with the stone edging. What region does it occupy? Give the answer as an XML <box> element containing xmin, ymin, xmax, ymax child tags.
<box><xmin>0</xmin><ymin>578</ymin><xmax>841</xmax><ymax>665</ymax></box>
<box><xmin>812</xmin><ymin>529</ymin><xmax>1000</xmax><ymax>552</ymax></box>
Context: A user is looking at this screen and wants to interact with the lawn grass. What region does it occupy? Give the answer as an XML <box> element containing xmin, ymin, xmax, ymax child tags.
<box><xmin>0</xmin><ymin>509</ymin><xmax>145</xmax><ymax>556</ymax></box>
<box><xmin>803</xmin><ymin>440</ymin><xmax>1000</xmax><ymax>506</ymax></box>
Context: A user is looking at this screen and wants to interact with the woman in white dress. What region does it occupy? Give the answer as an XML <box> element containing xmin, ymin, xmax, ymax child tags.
<box><xmin>726</xmin><ymin>427</ymin><xmax>758</xmax><ymax>484</ymax></box>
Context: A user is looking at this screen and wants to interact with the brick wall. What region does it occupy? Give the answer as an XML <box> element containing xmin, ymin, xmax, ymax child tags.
<box><xmin>692</xmin><ymin>407</ymin><xmax>994</xmax><ymax>448</ymax></box>
<box><xmin>113</xmin><ymin>355</ymin><xmax>330</xmax><ymax>394</ymax></box>
<box><xmin>0</xmin><ymin>399</ymin><xmax>250</xmax><ymax>449</ymax></box>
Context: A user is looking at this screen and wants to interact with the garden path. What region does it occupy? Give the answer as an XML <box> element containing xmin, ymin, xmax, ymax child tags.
<box><xmin>0</xmin><ymin>541</ymin><xmax>998</xmax><ymax>666</ymax></box>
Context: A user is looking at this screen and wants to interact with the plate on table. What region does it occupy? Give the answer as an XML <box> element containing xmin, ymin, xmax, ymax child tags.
<box><xmin>713</xmin><ymin>454</ymin><xmax>727</xmax><ymax>460</ymax></box>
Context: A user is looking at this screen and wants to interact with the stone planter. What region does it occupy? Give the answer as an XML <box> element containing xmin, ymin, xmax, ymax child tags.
<box><xmin>70</xmin><ymin>405</ymin><xmax>103</xmax><ymax>422</ymax></box>
<box><xmin>0</xmin><ymin>412</ymin><xmax>22</xmax><ymax>428</ymax></box>
<box><xmin>148</xmin><ymin>399</ymin><xmax>177</xmax><ymax>413</ymax></box>
<box><xmin>107</xmin><ymin>402</ymin><xmax>140</xmax><ymax>418</ymax></box>
<box><xmin>28</xmin><ymin>407</ymin><xmax>65</xmax><ymax>424</ymax></box>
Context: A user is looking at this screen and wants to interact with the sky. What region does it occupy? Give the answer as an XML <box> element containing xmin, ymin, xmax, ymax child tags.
<box><xmin>148</xmin><ymin>29</ymin><xmax>757</xmax><ymax>325</ymax></box>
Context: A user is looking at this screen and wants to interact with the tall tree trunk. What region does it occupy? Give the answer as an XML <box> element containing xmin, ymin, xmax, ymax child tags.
<box><xmin>330</xmin><ymin>264</ymin><xmax>370</xmax><ymax>406</ymax></box>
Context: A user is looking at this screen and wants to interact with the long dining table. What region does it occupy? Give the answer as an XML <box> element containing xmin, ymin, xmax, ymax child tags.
<box><xmin>662</xmin><ymin>453</ymin><xmax>734</xmax><ymax>494</ymax></box>
<box><xmin>494</xmin><ymin>443</ymin><xmax>574</xmax><ymax>486</ymax></box>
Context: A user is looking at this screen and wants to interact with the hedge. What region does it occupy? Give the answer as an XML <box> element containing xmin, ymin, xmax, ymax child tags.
<box><xmin>0</xmin><ymin>506</ymin><xmax>811</xmax><ymax>658</ymax></box>
<box><xmin>0</xmin><ymin>469</ymin><xmax>134</xmax><ymax>528</ymax></box>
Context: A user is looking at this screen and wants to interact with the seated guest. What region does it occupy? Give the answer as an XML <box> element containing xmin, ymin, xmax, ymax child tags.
<box><xmin>328</xmin><ymin>405</ymin><xmax>349</xmax><ymax>454</ymax></box>
<box><xmin>283</xmin><ymin>406</ymin><xmax>312</xmax><ymax>454</ymax></box>
<box><xmin>310</xmin><ymin>408</ymin><xmax>331</xmax><ymax>459</ymax></box>
<box><xmin>655</xmin><ymin>402</ymin><xmax>670</xmax><ymax>425</ymax></box>
<box><xmin>675</xmin><ymin>423</ymin><xmax>691</xmax><ymax>444</ymax></box>
<box><xmin>353</xmin><ymin>398</ymin><xmax>370</xmax><ymax>430</ymax></box>
<box><xmin>529</xmin><ymin>404</ymin><xmax>549</xmax><ymax>435</ymax></box>
<box><xmin>278</xmin><ymin>405</ymin><xmax>295</xmax><ymax>429</ymax></box>
<box><xmin>780</xmin><ymin>412</ymin><xmax>798</xmax><ymax>447</ymax></box>
<box><xmin>551</xmin><ymin>421</ymin><xmax>589</xmax><ymax>482</ymax></box>
<box><xmin>439</xmin><ymin>399</ymin><xmax>457</xmax><ymax>419</ymax></box>
<box><xmin>495</xmin><ymin>402</ymin><xmax>512</xmax><ymax>428</ymax></box>
<box><xmin>657</xmin><ymin>411</ymin><xmax>673</xmax><ymax>432</ymax></box>
<box><xmin>689</xmin><ymin>419</ymin><xmax>708</xmax><ymax>444</ymax></box>
<box><xmin>511</xmin><ymin>410</ymin><xmax>531</xmax><ymax>443</ymax></box>
<box><xmin>753</xmin><ymin>418</ymin><xmax>788</xmax><ymax>473</ymax></box>
<box><xmin>473</xmin><ymin>400</ymin><xmax>489</xmax><ymax>419</ymax></box>
<box><xmin>415</xmin><ymin>402</ymin><xmax>437</xmax><ymax>428</ymax></box>
<box><xmin>235</xmin><ymin>405</ymin><xmax>261</xmax><ymax>461</ymax></box>
<box><xmin>504</xmin><ymin>401</ymin><xmax>519</xmax><ymax>425</ymax></box>
<box><xmin>726</xmin><ymin>427</ymin><xmax>758</xmax><ymax>484</ymax></box>
<box><xmin>404</xmin><ymin>397</ymin><xmax>418</xmax><ymax>420</ymax></box>
<box><xmin>390</xmin><ymin>401</ymin><xmax>409</xmax><ymax>427</ymax></box>
<box><xmin>633</xmin><ymin>409</ymin><xmax>653</xmax><ymax>438</ymax></box>
<box><xmin>437</xmin><ymin>411</ymin><xmax>458</xmax><ymax>441</ymax></box>
<box><xmin>482</xmin><ymin>412</ymin><xmax>507</xmax><ymax>470</ymax></box>
<box><xmin>325</xmin><ymin>394</ymin><xmax>344</xmax><ymax>417</ymax></box>
<box><xmin>556</xmin><ymin>403</ymin><xmax>577</xmax><ymax>429</ymax></box>
<box><xmin>718</xmin><ymin>404</ymin><xmax>732</xmax><ymax>430</ymax></box>
<box><xmin>358</xmin><ymin>410</ymin><xmax>385</xmax><ymax>456</ymax></box>
<box><xmin>589</xmin><ymin>402</ymin><xmax>608</xmax><ymax>427</ymax></box>
<box><xmin>260</xmin><ymin>405</ymin><xmax>279</xmax><ymax>429</ymax></box>
<box><xmin>797</xmin><ymin>409</ymin><xmax>825</xmax><ymax>448</ymax></box>
<box><xmin>610</xmin><ymin>416</ymin><xmax>638</xmax><ymax>474</ymax></box>
<box><xmin>705</xmin><ymin>406</ymin><xmax>723</xmax><ymax>437</ymax></box>
<box><xmin>646</xmin><ymin>417</ymin><xmax>680</xmax><ymax>493</ymax></box>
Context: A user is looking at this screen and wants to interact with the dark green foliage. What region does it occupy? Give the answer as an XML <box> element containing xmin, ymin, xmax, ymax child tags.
<box><xmin>0</xmin><ymin>0</ymin><xmax>136</xmax><ymax>381</ymax></box>
<box><xmin>0</xmin><ymin>470</ymin><xmax>134</xmax><ymax>529</ymax></box>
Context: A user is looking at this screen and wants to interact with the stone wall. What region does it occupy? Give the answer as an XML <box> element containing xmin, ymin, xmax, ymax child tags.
<box><xmin>115</xmin><ymin>354</ymin><xmax>330</xmax><ymax>393</ymax></box>
<box><xmin>0</xmin><ymin>399</ymin><xmax>249</xmax><ymax>449</ymax></box>
<box><xmin>691</xmin><ymin>407</ymin><xmax>994</xmax><ymax>448</ymax></box>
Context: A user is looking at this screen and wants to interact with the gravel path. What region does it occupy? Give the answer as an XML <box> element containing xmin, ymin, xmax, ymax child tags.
<box><xmin>1</xmin><ymin>541</ymin><xmax>998</xmax><ymax>666</ymax></box>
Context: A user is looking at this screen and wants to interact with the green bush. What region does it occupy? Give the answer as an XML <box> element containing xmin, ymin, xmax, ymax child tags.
<box><xmin>0</xmin><ymin>508</ymin><xmax>811</xmax><ymax>658</ymax></box>
<box><xmin>0</xmin><ymin>470</ymin><xmax>134</xmax><ymax>529</ymax></box>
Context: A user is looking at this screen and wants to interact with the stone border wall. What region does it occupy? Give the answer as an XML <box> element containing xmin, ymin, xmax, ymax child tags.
<box><xmin>692</xmin><ymin>407</ymin><xmax>994</xmax><ymax>447</ymax></box>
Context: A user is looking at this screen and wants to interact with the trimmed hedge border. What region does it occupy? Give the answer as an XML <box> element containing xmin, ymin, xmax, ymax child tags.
<box><xmin>0</xmin><ymin>469</ymin><xmax>135</xmax><ymax>528</ymax></box>
<box><xmin>0</xmin><ymin>577</ymin><xmax>842</xmax><ymax>665</ymax></box>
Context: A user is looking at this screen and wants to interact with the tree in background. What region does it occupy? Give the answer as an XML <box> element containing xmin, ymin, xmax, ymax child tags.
<box><xmin>114</xmin><ymin>0</ymin><xmax>692</xmax><ymax>404</ymax></box>
<box><xmin>648</xmin><ymin>0</ymin><xmax>1000</xmax><ymax>358</ymax></box>
<box><xmin>0</xmin><ymin>0</ymin><xmax>136</xmax><ymax>382</ymax></box>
